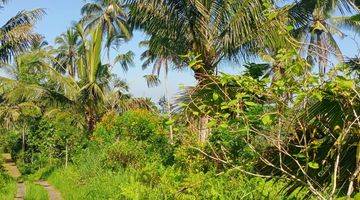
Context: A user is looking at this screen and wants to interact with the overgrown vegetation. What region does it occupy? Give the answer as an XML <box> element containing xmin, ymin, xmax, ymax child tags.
<box><xmin>24</xmin><ymin>182</ymin><xmax>48</xmax><ymax>200</ymax></box>
<box><xmin>0</xmin><ymin>170</ymin><xmax>17</xmax><ymax>200</ymax></box>
<box><xmin>0</xmin><ymin>0</ymin><xmax>360</xmax><ymax>199</ymax></box>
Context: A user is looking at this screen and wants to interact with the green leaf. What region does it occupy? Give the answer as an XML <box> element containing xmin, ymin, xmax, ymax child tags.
<box><xmin>198</xmin><ymin>105</ymin><xmax>206</xmax><ymax>110</ymax></box>
<box><xmin>220</xmin><ymin>123</ymin><xmax>229</xmax><ymax>129</ymax></box>
<box><xmin>286</xmin><ymin>25</ymin><xmax>294</xmax><ymax>31</ymax></box>
<box><xmin>244</xmin><ymin>101</ymin><xmax>257</xmax><ymax>107</ymax></box>
<box><xmin>212</xmin><ymin>92</ymin><xmax>219</xmax><ymax>101</ymax></box>
<box><xmin>207</xmin><ymin>119</ymin><xmax>217</xmax><ymax>128</ymax></box>
<box><xmin>223</xmin><ymin>113</ymin><xmax>230</xmax><ymax>119</ymax></box>
<box><xmin>267</xmin><ymin>12</ymin><xmax>278</xmax><ymax>20</ymax></box>
<box><xmin>313</xmin><ymin>92</ymin><xmax>323</xmax><ymax>101</ymax></box>
<box><xmin>308</xmin><ymin>162</ymin><xmax>319</xmax><ymax>169</ymax></box>
<box><xmin>261</xmin><ymin>114</ymin><xmax>272</xmax><ymax>125</ymax></box>
<box><xmin>165</xmin><ymin>119</ymin><xmax>175</xmax><ymax>125</ymax></box>
<box><xmin>236</xmin><ymin>93</ymin><xmax>245</xmax><ymax>100</ymax></box>
<box><xmin>336</xmin><ymin>78</ymin><xmax>354</xmax><ymax>90</ymax></box>
<box><xmin>220</xmin><ymin>105</ymin><xmax>229</xmax><ymax>110</ymax></box>
<box><xmin>293</xmin><ymin>153</ymin><xmax>306</xmax><ymax>159</ymax></box>
<box><xmin>179</xmin><ymin>102</ymin><xmax>187</xmax><ymax>107</ymax></box>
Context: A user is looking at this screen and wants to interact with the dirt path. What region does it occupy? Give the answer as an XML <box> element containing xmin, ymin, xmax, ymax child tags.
<box><xmin>1</xmin><ymin>153</ymin><xmax>25</xmax><ymax>200</ymax></box>
<box><xmin>14</xmin><ymin>183</ymin><xmax>25</xmax><ymax>200</ymax></box>
<box><xmin>2</xmin><ymin>153</ymin><xmax>63</xmax><ymax>200</ymax></box>
<box><xmin>36</xmin><ymin>180</ymin><xmax>62</xmax><ymax>200</ymax></box>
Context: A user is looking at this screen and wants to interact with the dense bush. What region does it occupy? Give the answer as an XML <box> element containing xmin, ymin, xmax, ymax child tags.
<box><xmin>2</xmin><ymin>113</ymin><xmax>86</xmax><ymax>175</ymax></box>
<box><xmin>94</xmin><ymin>109</ymin><xmax>174</xmax><ymax>165</ymax></box>
<box><xmin>35</xmin><ymin>109</ymin><xmax>302</xmax><ymax>199</ymax></box>
<box><xmin>105</xmin><ymin>140</ymin><xmax>146</xmax><ymax>169</ymax></box>
<box><xmin>47</xmin><ymin>157</ymin><xmax>302</xmax><ymax>200</ymax></box>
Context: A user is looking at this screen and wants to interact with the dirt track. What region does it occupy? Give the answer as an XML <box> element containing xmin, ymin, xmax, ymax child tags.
<box><xmin>2</xmin><ymin>153</ymin><xmax>62</xmax><ymax>200</ymax></box>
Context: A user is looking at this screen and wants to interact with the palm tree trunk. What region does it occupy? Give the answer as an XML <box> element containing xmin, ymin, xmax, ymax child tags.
<box><xmin>316</xmin><ymin>31</ymin><xmax>325</xmax><ymax>78</ymax></box>
<box><xmin>194</xmin><ymin>69</ymin><xmax>212</xmax><ymax>143</ymax></box>
<box><xmin>199</xmin><ymin>115</ymin><xmax>209</xmax><ymax>142</ymax></box>
<box><xmin>164</xmin><ymin>73</ymin><xmax>174</xmax><ymax>143</ymax></box>
<box><xmin>85</xmin><ymin>108</ymin><xmax>97</xmax><ymax>132</ymax></box>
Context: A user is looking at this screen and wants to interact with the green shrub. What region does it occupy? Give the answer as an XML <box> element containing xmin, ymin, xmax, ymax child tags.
<box><xmin>105</xmin><ymin>140</ymin><xmax>146</xmax><ymax>169</ymax></box>
<box><xmin>115</xmin><ymin>109</ymin><xmax>164</xmax><ymax>141</ymax></box>
<box><xmin>174</xmin><ymin>145</ymin><xmax>214</xmax><ymax>173</ymax></box>
<box><xmin>208</xmin><ymin>128</ymin><xmax>257</xmax><ymax>167</ymax></box>
<box><xmin>92</xmin><ymin>112</ymin><xmax>118</xmax><ymax>144</ymax></box>
<box><xmin>93</xmin><ymin>109</ymin><xmax>174</xmax><ymax>165</ymax></box>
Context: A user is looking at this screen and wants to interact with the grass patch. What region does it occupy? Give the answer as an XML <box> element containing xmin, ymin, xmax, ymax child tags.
<box><xmin>24</xmin><ymin>182</ymin><xmax>48</xmax><ymax>200</ymax></box>
<box><xmin>48</xmin><ymin>166</ymin><xmax>84</xmax><ymax>200</ymax></box>
<box><xmin>0</xmin><ymin>171</ymin><xmax>17</xmax><ymax>200</ymax></box>
<box><xmin>47</xmin><ymin>164</ymin><xmax>295</xmax><ymax>200</ymax></box>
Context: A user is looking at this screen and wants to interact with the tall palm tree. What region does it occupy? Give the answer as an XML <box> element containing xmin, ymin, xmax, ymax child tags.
<box><xmin>129</xmin><ymin>0</ymin><xmax>289</xmax><ymax>80</ymax></box>
<box><xmin>0</xmin><ymin>47</ymin><xmax>49</xmax><ymax>152</ymax></box>
<box><xmin>76</xmin><ymin>26</ymin><xmax>111</xmax><ymax>131</ymax></box>
<box><xmin>0</xmin><ymin>27</ymin><xmax>143</xmax><ymax>133</ymax></box>
<box><xmin>0</xmin><ymin>102</ymin><xmax>41</xmax><ymax>152</ymax></box>
<box><xmin>141</xmin><ymin>41</ymin><xmax>175</xmax><ymax>142</ymax></box>
<box><xmin>54</xmin><ymin>27</ymin><xmax>82</xmax><ymax>77</ymax></box>
<box><xmin>129</xmin><ymin>0</ymin><xmax>290</xmax><ymax>141</ymax></box>
<box><xmin>81</xmin><ymin>0</ymin><xmax>132</xmax><ymax>48</ymax></box>
<box><xmin>0</xmin><ymin>0</ymin><xmax>45</xmax><ymax>63</ymax></box>
<box><xmin>290</xmin><ymin>0</ymin><xmax>359</xmax><ymax>75</ymax></box>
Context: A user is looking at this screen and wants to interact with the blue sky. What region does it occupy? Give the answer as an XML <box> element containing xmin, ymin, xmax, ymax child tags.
<box><xmin>1</xmin><ymin>0</ymin><xmax>359</xmax><ymax>102</ymax></box>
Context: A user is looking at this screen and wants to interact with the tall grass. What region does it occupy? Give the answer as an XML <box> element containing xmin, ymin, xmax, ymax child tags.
<box><xmin>24</xmin><ymin>182</ymin><xmax>48</xmax><ymax>200</ymax></box>
<box><xmin>47</xmin><ymin>158</ymin><xmax>293</xmax><ymax>199</ymax></box>
<box><xmin>0</xmin><ymin>172</ymin><xmax>17</xmax><ymax>200</ymax></box>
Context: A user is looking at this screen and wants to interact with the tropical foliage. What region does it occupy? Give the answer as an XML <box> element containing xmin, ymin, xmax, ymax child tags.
<box><xmin>0</xmin><ymin>0</ymin><xmax>360</xmax><ymax>199</ymax></box>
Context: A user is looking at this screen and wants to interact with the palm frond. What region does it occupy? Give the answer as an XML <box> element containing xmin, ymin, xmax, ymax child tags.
<box><xmin>144</xmin><ymin>74</ymin><xmax>160</xmax><ymax>88</ymax></box>
<box><xmin>114</xmin><ymin>51</ymin><xmax>134</xmax><ymax>71</ymax></box>
<box><xmin>0</xmin><ymin>8</ymin><xmax>45</xmax><ymax>63</ymax></box>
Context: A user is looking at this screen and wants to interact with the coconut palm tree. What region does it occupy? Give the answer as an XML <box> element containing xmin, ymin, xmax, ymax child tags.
<box><xmin>81</xmin><ymin>0</ymin><xmax>131</xmax><ymax>48</ymax></box>
<box><xmin>54</xmin><ymin>27</ymin><xmax>82</xmax><ymax>78</ymax></box>
<box><xmin>0</xmin><ymin>102</ymin><xmax>41</xmax><ymax>152</ymax></box>
<box><xmin>129</xmin><ymin>0</ymin><xmax>289</xmax><ymax>80</ymax></box>
<box><xmin>0</xmin><ymin>46</ymin><xmax>50</xmax><ymax>152</ymax></box>
<box><xmin>141</xmin><ymin>40</ymin><xmax>176</xmax><ymax>141</ymax></box>
<box><xmin>0</xmin><ymin>0</ymin><xmax>45</xmax><ymax>63</ymax></box>
<box><xmin>128</xmin><ymin>0</ymin><xmax>290</xmax><ymax>141</ymax></box>
<box><xmin>289</xmin><ymin>0</ymin><xmax>359</xmax><ymax>75</ymax></box>
<box><xmin>0</xmin><ymin>26</ymin><xmax>144</xmax><ymax>133</ymax></box>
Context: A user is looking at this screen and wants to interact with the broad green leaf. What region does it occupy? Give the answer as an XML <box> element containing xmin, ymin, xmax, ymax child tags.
<box><xmin>220</xmin><ymin>123</ymin><xmax>228</xmax><ymax>129</ymax></box>
<box><xmin>308</xmin><ymin>162</ymin><xmax>319</xmax><ymax>169</ymax></box>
